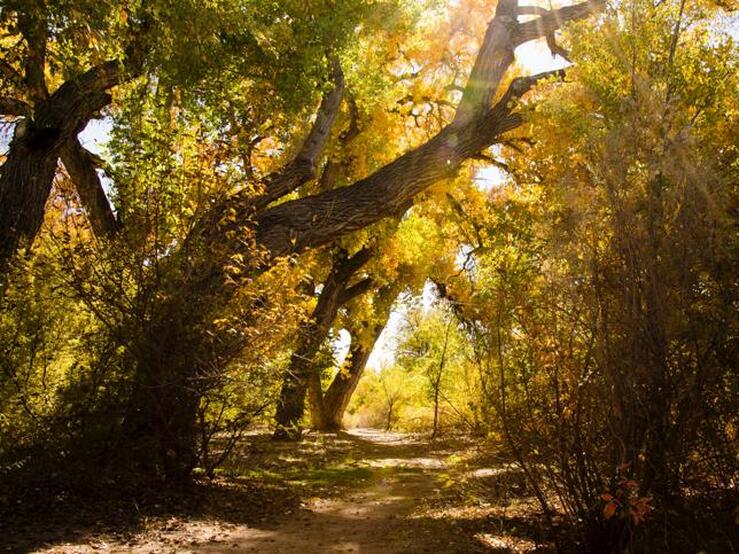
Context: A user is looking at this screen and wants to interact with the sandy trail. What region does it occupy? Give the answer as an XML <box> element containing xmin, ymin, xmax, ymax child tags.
<box><xmin>192</xmin><ymin>429</ymin><xmax>446</xmax><ymax>553</ymax></box>
<box><xmin>29</xmin><ymin>429</ymin><xmax>490</xmax><ymax>554</ymax></box>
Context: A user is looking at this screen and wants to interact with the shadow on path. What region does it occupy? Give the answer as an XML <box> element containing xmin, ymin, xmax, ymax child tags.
<box><xmin>3</xmin><ymin>429</ymin><xmax>552</xmax><ymax>553</ymax></box>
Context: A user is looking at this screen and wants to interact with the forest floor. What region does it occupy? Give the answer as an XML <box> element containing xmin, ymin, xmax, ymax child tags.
<box><xmin>2</xmin><ymin>428</ymin><xmax>568</xmax><ymax>553</ymax></box>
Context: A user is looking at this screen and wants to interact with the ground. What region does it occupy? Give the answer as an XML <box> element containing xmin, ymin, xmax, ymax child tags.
<box><xmin>1</xmin><ymin>429</ymin><xmax>566</xmax><ymax>553</ymax></box>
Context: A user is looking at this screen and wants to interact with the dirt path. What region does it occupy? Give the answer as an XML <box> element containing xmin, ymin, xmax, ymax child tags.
<box><xmin>8</xmin><ymin>429</ymin><xmax>552</xmax><ymax>553</ymax></box>
<box><xmin>195</xmin><ymin>429</ymin><xmax>451</xmax><ymax>553</ymax></box>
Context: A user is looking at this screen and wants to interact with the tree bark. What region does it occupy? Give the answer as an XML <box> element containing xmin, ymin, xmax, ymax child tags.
<box><xmin>60</xmin><ymin>140</ymin><xmax>120</xmax><ymax>238</ymax></box>
<box><xmin>311</xmin><ymin>318</ymin><xmax>387</xmax><ymax>431</ymax></box>
<box><xmin>272</xmin><ymin>247</ymin><xmax>373</xmax><ymax>440</ymax></box>
<box><xmin>309</xmin><ymin>287</ymin><xmax>396</xmax><ymax>431</ymax></box>
<box><xmin>0</xmin><ymin>4</ymin><xmax>147</xmax><ymax>280</ymax></box>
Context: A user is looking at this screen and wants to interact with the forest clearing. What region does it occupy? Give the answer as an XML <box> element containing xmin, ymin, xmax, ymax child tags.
<box><xmin>0</xmin><ymin>0</ymin><xmax>737</xmax><ymax>552</ymax></box>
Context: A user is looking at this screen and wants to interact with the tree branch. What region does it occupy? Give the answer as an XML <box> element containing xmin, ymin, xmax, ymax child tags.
<box><xmin>452</xmin><ymin>0</ymin><xmax>518</xmax><ymax>127</ymax></box>
<box><xmin>60</xmin><ymin>140</ymin><xmax>120</xmax><ymax>238</ymax></box>
<box><xmin>0</xmin><ymin>97</ymin><xmax>32</xmax><ymax>117</ymax></box>
<box><xmin>514</xmin><ymin>0</ymin><xmax>607</xmax><ymax>45</ymax></box>
<box><xmin>259</xmin><ymin>60</ymin><xmax>345</xmax><ymax>207</ymax></box>
<box><xmin>339</xmin><ymin>276</ymin><xmax>374</xmax><ymax>305</ymax></box>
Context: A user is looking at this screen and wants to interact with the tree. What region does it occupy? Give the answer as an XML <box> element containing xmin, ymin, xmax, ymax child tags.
<box><xmin>308</xmin><ymin>285</ymin><xmax>398</xmax><ymax>432</ymax></box>
<box><xmin>435</xmin><ymin>0</ymin><xmax>737</xmax><ymax>548</ymax></box>
<box><xmin>1</xmin><ymin>0</ymin><xmax>607</xmax><ymax>483</ymax></box>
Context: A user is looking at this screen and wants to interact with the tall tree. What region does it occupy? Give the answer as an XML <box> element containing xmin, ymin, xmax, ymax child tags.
<box><xmin>144</xmin><ymin>0</ymin><xmax>605</xmax><ymax>479</ymax></box>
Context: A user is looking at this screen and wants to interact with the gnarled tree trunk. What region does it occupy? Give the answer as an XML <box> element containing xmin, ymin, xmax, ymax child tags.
<box><xmin>273</xmin><ymin>247</ymin><xmax>373</xmax><ymax>439</ymax></box>
<box><xmin>309</xmin><ymin>287</ymin><xmax>396</xmax><ymax>431</ymax></box>
<box><xmin>0</xmin><ymin>5</ymin><xmax>144</xmax><ymax>283</ymax></box>
<box><xmin>309</xmin><ymin>319</ymin><xmax>386</xmax><ymax>431</ymax></box>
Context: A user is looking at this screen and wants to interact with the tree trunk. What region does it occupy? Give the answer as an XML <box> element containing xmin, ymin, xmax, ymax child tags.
<box><xmin>272</xmin><ymin>248</ymin><xmax>373</xmax><ymax>439</ymax></box>
<box><xmin>312</xmin><ymin>326</ymin><xmax>379</xmax><ymax>431</ymax></box>
<box><xmin>310</xmin><ymin>289</ymin><xmax>395</xmax><ymax>431</ymax></box>
<box><xmin>0</xmin><ymin>59</ymin><xmax>134</xmax><ymax>279</ymax></box>
<box><xmin>0</xmin><ymin>130</ymin><xmax>60</xmax><ymax>277</ymax></box>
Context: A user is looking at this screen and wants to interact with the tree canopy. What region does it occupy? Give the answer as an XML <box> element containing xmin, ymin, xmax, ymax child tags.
<box><xmin>0</xmin><ymin>0</ymin><xmax>736</xmax><ymax>551</ymax></box>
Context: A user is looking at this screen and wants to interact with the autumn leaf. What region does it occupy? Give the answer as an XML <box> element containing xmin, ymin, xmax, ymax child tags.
<box><xmin>603</xmin><ymin>501</ymin><xmax>619</xmax><ymax>520</ymax></box>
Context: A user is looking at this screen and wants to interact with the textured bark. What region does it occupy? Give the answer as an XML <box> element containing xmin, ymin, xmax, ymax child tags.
<box><xmin>253</xmin><ymin>61</ymin><xmax>345</xmax><ymax>211</ymax></box>
<box><xmin>309</xmin><ymin>287</ymin><xmax>396</xmax><ymax>431</ymax></box>
<box><xmin>272</xmin><ymin>247</ymin><xmax>373</xmax><ymax>440</ymax></box>
<box><xmin>310</xmin><ymin>317</ymin><xmax>387</xmax><ymax>431</ymax></box>
<box><xmin>0</xmin><ymin>58</ymin><xmax>136</xmax><ymax>276</ymax></box>
<box><xmin>251</xmin><ymin>0</ymin><xmax>607</xmax><ymax>260</ymax></box>
<box><xmin>0</xmin><ymin>4</ymin><xmax>147</xmax><ymax>277</ymax></box>
<box><xmin>60</xmin><ymin>140</ymin><xmax>120</xmax><ymax>238</ymax></box>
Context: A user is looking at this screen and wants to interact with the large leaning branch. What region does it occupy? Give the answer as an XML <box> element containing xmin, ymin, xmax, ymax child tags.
<box><xmin>60</xmin><ymin>140</ymin><xmax>120</xmax><ymax>238</ymax></box>
<box><xmin>253</xmin><ymin>0</ymin><xmax>601</xmax><ymax>259</ymax></box>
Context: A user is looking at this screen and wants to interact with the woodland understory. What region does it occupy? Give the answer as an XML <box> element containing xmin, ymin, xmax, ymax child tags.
<box><xmin>0</xmin><ymin>0</ymin><xmax>736</xmax><ymax>552</ymax></box>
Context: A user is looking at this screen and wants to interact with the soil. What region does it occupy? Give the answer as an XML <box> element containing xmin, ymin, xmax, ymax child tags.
<box><xmin>2</xmin><ymin>429</ymin><xmax>561</xmax><ymax>553</ymax></box>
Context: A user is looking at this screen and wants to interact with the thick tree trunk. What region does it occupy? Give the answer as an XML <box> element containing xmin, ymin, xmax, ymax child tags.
<box><xmin>310</xmin><ymin>322</ymin><xmax>383</xmax><ymax>431</ymax></box>
<box><xmin>309</xmin><ymin>288</ymin><xmax>395</xmax><ymax>431</ymax></box>
<box><xmin>0</xmin><ymin>133</ymin><xmax>59</xmax><ymax>276</ymax></box>
<box><xmin>0</xmin><ymin>59</ymin><xmax>132</xmax><ymax>278</ymax></box>
<box><xmin>272</xmin><ymin>248</ymin><xmax>373</xmax><ymax>439</ymax></box>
